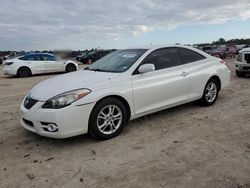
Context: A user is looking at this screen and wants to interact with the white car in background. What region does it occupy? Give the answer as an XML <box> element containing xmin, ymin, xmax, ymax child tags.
<box><xmin>2</xmin><ymin>53</ymin><xmax>78</xmax><ymax>77</ymax></box>
<box><xmin>20</xmin><ymin>45</ymin><xmax>230</xmax><ymax>140</ymax></box>
<box><xmin>235</xmin><ymin>47</ymin><xmax>250</xmax><ymax>77</ymax></box>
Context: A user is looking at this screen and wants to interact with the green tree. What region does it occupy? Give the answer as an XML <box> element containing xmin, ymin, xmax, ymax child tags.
<box><xmin>213</xmin><ymin>38</ymin><xmax>226</xmax><ymax>45</ymax></box>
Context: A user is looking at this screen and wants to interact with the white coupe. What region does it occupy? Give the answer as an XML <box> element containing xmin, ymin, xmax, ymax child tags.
<box><xmin>20</xmin><ymin>45</ymin><xmax>230</xmax><ymax>139</ymax></box>
<box><xmin>2</xmin><ymin>53</ymin><xmax>78</xmax><ymax>77</ymax></box>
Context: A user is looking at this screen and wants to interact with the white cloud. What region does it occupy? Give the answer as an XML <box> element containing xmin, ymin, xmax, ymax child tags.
<box><xmin>0</xmin><ymin>0</ymin><xmax>250</xmax><ymax>50</ymax></box>
<box><xmin>133</xmin><ymin>25</ymin><xmax>152</xmax><ymax>36</ymax></box>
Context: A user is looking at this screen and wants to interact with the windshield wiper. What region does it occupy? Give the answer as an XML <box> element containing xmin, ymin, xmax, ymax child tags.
<box><xmin>85</xmin><ymin>67</ymin><xmax>120</xmax><ymax>73</ymax></box>
<box><xmin>88</xmin><ymin>68</ymin><xmax>108</xmax><ymax>72</ymax></box>
<box><xmin>83</xmin><ymin>67</ymin><xmax>101</xmax><ymax>71</ymax></box>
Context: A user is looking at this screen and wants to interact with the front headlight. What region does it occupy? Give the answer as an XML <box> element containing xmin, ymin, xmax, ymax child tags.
<box><xmin>42</xmin><ymin>89</ymin><xmax>91</xmax><ymax>109</ymax></box>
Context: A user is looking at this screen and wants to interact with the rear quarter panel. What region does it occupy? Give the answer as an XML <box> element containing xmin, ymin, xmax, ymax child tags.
<box><xmin>187</xmin><ymin>58</ymin><xmax>225</xmax><ymax>100</ymax></box>
<box><xmin>216</xmin><ymin>61</ymin><xmax>230</xmax><ymax>89</ymax></box>
<box><xmin>11</xmin><ymin>59</ymin><xmax>30</xmax><ymax>75</ymax></box>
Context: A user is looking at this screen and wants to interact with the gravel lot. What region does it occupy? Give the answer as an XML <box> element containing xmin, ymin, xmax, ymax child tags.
<box><xmin>0</xmin><ymin>59</ymin><xmax>250</xmax><ymax>188</ymax></box>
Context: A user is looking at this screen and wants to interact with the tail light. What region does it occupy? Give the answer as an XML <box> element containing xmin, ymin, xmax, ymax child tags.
<box><xmin>220</xmin><ymin>60</ymin><xmax>229</xmax><ymax>69</ymax></box>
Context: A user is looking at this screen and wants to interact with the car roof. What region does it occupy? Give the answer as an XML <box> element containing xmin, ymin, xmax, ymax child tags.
<box><xmin>239</xmin><ymin>47</ymin><xmax>250</xmax><ymax>53</ymax></box>
<box><xmin>127</xmin><ymin>44</ymin><xmax>197</xmax><ymax>50</ymax></box>
<box><xmin>24</xmin><ymin>52</ymin><xmax>54</xmax><ymax>56</ymax></box>
<box><xmin>130</xmin><ymin>44</ymin><xmax>208</xmax><ymax>55</ymax></box>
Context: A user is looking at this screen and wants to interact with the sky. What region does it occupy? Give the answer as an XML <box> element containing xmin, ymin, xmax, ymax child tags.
<box><xmin>0</xmin><ymin>0</ymin><xmax>250</xmax><ymax>51</ymax></box>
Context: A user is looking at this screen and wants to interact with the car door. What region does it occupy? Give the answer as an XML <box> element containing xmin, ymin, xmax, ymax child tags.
<box><xmin>131</xmin><ymin>47</ymin><xmax>190</xmax><ymax>115</ymax></box>
<box><xmin>22</xmin><ymin>54</ymin><xmax>45</xmax><ymax>74</ymax></box>
<box><xmin>178</xmin><ymin>47</ymin><xmax>208</xmax><ymax>100</ymax></box>
<box><xmin>42</xmin><ymin>54</ymin><xmax>65</xmax><ymax>73</ymax></box>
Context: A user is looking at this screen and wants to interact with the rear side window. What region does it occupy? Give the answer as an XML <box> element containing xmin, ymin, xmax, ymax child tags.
<box><xmin>19</xmin><ymin>55</ymin><xmax>30</xmax><ymax>61</ymax></box>
<box><xmin>179</xmin><ymin>48</ymin><xmax>206</xmax><ymax>64</ymax></box>
<box><xmin>142</xmin><ymin>48</ymin><xmax>182</xmax><ymax>70</ymax></box>
<box><xmin>19</xmin><ymin>55</ymin><xmax>40</xmax><ymax>61</ymax></box>
<box><xmin>245</xmin><ymin>54</ymin><xmax>250</xmax><ymax>63</ymax></box>
<box><xmin>19</xmin><ymin>56</ymin><xmax>27</xmax><ymax>61</ymax></box>
<box><xmin>19</xmin><ymin>54</ymin><xmax>56</xmax><ymax>61</ymax></box>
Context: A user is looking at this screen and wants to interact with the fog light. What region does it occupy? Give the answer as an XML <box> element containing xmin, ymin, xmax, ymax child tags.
<box><xmin>47</xmin><ymin>124</ymin><xmax>58</xmax><ymax>132</ymax></box>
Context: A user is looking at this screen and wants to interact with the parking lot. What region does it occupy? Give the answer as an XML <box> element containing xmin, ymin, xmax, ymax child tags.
<box><xmin>0</xmin><ymin>59</ymin><xmax>250</xmax><ymax>188</ymax></box>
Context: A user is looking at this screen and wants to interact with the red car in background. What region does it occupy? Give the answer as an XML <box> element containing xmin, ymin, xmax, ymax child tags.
<box><xmin>211</xmin><ymin>45</ymin><xmax>237</xmax><ymax>59</ymax></box>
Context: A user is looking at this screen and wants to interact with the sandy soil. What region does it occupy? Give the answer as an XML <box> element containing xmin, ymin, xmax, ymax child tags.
<box><xmin>0</xmin><ymin>59</ymin><xmax>250</xmax><ymax>188</ymax></box>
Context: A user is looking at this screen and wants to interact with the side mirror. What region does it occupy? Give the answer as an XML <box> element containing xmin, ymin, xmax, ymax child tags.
<box><xmin>138</xmin><ymin>64</ymin><xmax>155</xmax><ymax>74</ymax></box>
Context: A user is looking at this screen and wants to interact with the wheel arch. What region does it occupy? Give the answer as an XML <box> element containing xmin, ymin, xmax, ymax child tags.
<box><xmin>208</xmin><ymin>75</ymin><xmax>221</xmax><ymax>91</ymax></box>
<box><xmin>93</xmin><ymin>95</ymin><xmax>131</xmax><ymax>121</ymax></box>
<box><xmin>66</xmin><ymin>62</ymin><xmax>77</xmax><ymax>67</ymax></box>
<box><xmin>65</xmin><ymin>62</ymin><xmax>77</xmax><ymax>71</ymax></box>
<box><xmin>17</xmin><ymin>66</ymin><xmax>32</xmax><ymax>76</ymax></box>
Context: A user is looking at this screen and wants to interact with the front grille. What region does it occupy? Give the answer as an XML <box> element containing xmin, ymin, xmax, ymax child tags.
<box><xmin>24</xmin><ymin>96</ymin><xmax>38</xmax><ymax>110</ymax></box>
<box><xmin>23</xmin><ymin>119</ymin><xmax>34</xmax><ymax>127</ymax></box>
<box><xmin>243</xmin><ymin>67</ymin><xmax>250</xmax><ymax>70</ymax></box>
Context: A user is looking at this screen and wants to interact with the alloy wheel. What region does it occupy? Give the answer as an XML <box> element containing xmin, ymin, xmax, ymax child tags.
<box><xmin>97</xmin><ymin>105</ymin><xmax>123</xmax><ymax>135</ymax></box>
<box><xmin>205</xmin><ymin>82</ymin><xmax>217</xmax><ymax>103</ymax></box>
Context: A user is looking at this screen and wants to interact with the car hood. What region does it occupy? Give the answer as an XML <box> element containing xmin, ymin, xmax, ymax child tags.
<box><xmin>29</xmin><ymin>70</ymin><xmax>121</xmax><ymax>101</ymax></box>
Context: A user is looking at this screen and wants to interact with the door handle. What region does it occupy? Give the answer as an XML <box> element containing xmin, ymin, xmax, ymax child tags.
<box><xmin>181</xmin><ymin>72</ymin><xmax>189</xmax><ymax>77</ymax></box>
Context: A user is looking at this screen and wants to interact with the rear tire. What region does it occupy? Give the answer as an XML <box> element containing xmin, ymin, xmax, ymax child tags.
<box><xmin>236</xmin><ymin>70</ymin><xmax>246</xmax><ymax>77</ymax></box>
<box><xmin>66</xmin><ymin>64</ymin><xmax>77</xmax><ymax>72</ymax></box>
<box><xmin>199</xmin><ymin>78</ymin><xmax>219</xmax><ymax>106</ymax></box>
<box><xmin>88</xmin><ymin>98</ymin><xmax>128</xmax><ymax>140</ymax></box>
<box><xmin>17</xmin><ymin>67</ymin><xmax>31</xmax><ymax>78</ymax></box>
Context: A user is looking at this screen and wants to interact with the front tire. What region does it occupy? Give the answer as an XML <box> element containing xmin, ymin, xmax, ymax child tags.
<box><xmin>199</xmin><ymin>78</ymin><xmax>219</xmax><ymax>106</ymax></box>
<box><xmin>17</xmin><ymin>67</ymin><xmax>31</xmax><ymax>78</ymax></box>
<box><xmin>88</xmin><ymin>98</ymin><xmax>128</xmax><ymax>140</ymax></box>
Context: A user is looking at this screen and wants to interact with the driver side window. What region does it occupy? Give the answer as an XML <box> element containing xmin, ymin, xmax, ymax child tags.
<box><xmin>142</xmin><ymin>48</ymin><xmax>182</xmax><ymax>71</ymax></box>
<box><xmin>245</xmin><ymin>54</ymin><xmax>250</xmax><ymax>63</ymax></box>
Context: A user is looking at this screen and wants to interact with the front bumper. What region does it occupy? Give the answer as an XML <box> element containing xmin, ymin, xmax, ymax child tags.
<box><xmin>235</xmin><ymin>62</ymin><xmax>250</xmax><ymax>72</ymax></box>
<box><xmin>20</xmin><ymin>101</ymin><xmax>95</xmax><ymax>139</ymax></box>
<box><xmin>2</xmin><ymin>66</ymin><xmax>17</xmax><ymax>75</ymax></box>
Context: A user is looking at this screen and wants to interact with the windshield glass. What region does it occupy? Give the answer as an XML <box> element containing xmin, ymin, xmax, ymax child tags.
<box><xmin>87</xmin><ymin>51</ymin><xmax>95</xmax><ymax>55</ymax></box>
<box><xmin>203</xmin><ymin>47</ymin><xmax>212</xmax><ymax>51</ymax></box>
<box><xmin>236</xmin><ymin>53</ymin><xmax>242</xmax><ymax>62</ymax></box>
<box><xmin>88</xmin><ymin>49</ymin><xmax>147</xmax><ymax>73</ymax></box>
<box><xmin>81</xmin><ymin>52</ymin><xmax>88</xmax><ymax>56</ymax></box>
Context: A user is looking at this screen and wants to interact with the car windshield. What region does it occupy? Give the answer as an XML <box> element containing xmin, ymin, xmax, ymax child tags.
<box><xmin>81</xmin><ymin>52</ymin><xmax>88</xmax><ymax>56</ymax></box>
<box><xmin>87</xmin><ymin>49</ymin><xmax>147</xmax><ymax>73</ymax></box>
<box><xmin>203</xmin><ymin>47</ymin><xmax>212</xmax><ymax>51</ymax></box>
<box><xmin>236</xmin><ymin>53</ymin><xmax>242</xmax><ymax>62</ymax></box>
<box><xmin>87</xmin><ymin>51</ymin><xmax>95</xmax><ymax>55</ymax></box>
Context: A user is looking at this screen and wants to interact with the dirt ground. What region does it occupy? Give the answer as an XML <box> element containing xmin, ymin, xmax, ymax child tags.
<box><xmin>0</xmin><ymin>59</ymin><xmax>250</xmax><ymax>188</ymax></box>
